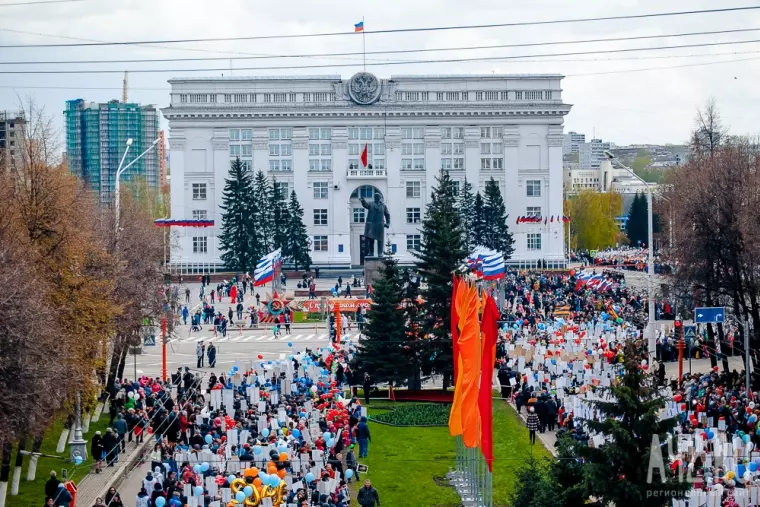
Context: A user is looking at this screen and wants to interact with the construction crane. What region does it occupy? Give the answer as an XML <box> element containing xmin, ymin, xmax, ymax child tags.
<box><xmin>122</xmin><ymin>71</ymin><xmax>128</xmax><ymax>103</ymax></box>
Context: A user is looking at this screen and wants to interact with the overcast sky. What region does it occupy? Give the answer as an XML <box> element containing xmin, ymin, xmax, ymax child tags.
<box><xmin>1</xmin><ymin>0</ymin><xmax>759</xmax><ymax>146</ymax></box>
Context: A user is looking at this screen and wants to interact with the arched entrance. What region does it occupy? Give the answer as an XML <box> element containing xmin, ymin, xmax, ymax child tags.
<box><xmin>349</xmin><ymin>185</ymin><xmax>384</xmax><ymax>266</ymax></box>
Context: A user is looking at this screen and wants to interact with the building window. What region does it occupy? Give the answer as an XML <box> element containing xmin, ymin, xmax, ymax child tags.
<box><xmin>192</xmin><ymin>183</ymin><xmax>207</xmax><ymax>200</ymax></box>
<box><xmin>526</xmin><ymin>180</ymin><xmax>541</xmax><ymax>197</ymax></box>
<box><xmin>313</xmin><ymin>208</ymin><xmax>328</xmax><ymax>226</ymax></box>
<box><xmin>353</xmin><ymin>207</ymin><xmax>365</xmax><ymax>223</ymax></box>
<box><xmin>406</xmin><ymin>207</ymin><xmax>421</xmax><ymax>224</ymax></box>
<box><xmin>406</xmin><ymin>181</ymin><xmax>421</xmax><ymax>198</ymax></box>
<box><xmin>313</xmin><ymin>182</ymin><xmax>328</xmax><ymax>199</ymax></box>
<box><xmin>527</xmin><ymin>233</ymin><xmax>542</xmax><ymax>250</ymax></box>
<box><xmin>229</xmin><ymin>129</ymin><xmax>240</xmax><ymax>141</ymax></box>
<box><xmin>269</xmin><ymin>160</ymin><xmax>280</xmax><ymax>171</ymax></box>
<box><xmin>526</xmin><ymin>207</ymin><xmax>541</xmax><ymax>218</ymax></box>
<box><xmin>451</xmin><ymin>180</ymin><xmax>461</xmax><ymax>196</ymax></box>
<box><xmin>274</xmin><ymin>181</ymin><xmax>289</xmax><ymax>197</ymax></box>
<box><xmin>230</xmin><ymin>145</ymin><xmax>241</xmax><ymax>157</ymax></box>
<box><xmin>481</xmin><ymin>158</ymin><xmax>491</xmax><ymax>170</ymax></box>
<box><xmin>313</xmin><ymin>235</ymin><xmax>328</xmax><ymax>252</ymax></box>
<box><xmin>454</xmin><ymin>158</ymin><xmax>465</xmax><ymax>170</ymax></box>
<box><xmin>401</xmin><ymin>159</ymin><xmax>412</xmax><ymax>170</ymax></box>
<box><xmin>481</xmin><ymin>143</ymin><xmax>491</xmax><ymax>154</ymax></box>
<box><xmin>193</xmin><ymin>236</ymin><xmax>208</xmax><ymax>254</ymax></box>
<box><xmin>241</xmin><ymin>145</ymin><xmax>252</xmax><ymax>157</ymax></box>
<box><xmin>269</xmin><ymin>145</ymin><xmax>280</xmax><ymax>156</ymax></box>
<box><xmin>406</xmin><ymin>234</ymin><xmax>421</xmax><ymax>251</ymax></box>
<box><xmin>192</xmin><ymin>210</ymin><xmax>208</xmax><ymax>220</ymax></box>
<box><xmin>441</xmin><ymin>159</ymin><xmax>452</xmax><ymax>170</ymax></box>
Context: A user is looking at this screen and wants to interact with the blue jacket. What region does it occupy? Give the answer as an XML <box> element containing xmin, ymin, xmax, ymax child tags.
<box><xmin>356</xmin><ymin>419</ymin><xmax>371</xmax><ymax>440</ymax></box>
<box><xmin>113</xmin><ymin>417</ymin><xmax>128</xmax><ymax>435</ymax></box>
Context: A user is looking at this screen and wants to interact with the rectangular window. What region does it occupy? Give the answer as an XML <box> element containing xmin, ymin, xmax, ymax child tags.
<box><xmin>360</xmin><ymin>128</ymin><xmax>372</xmax><ymax>140</ymax></box>
<box><xmin>229</xmin><ymin>145</ymin><xmax>241</xmax><ymax>157</ymax></box>
<box><xmin>192</xmin><ymin>236</ymin><xmax>208</xmax><ymax>254</ymax></box>
<box><xmin>374</xmin><ymin>158</ymin><xmax>385</xmax><ymax>169</ymax></box>
<box><xmin>454</xmin><ymin>158</ymin><xmax>465</xmax><ymax>170</ymax></box>
<box><xmin>313</xmin><ymin>182</ymin><xmax>328</xmax><ymax>199</ymax></box>
<box><xmin>413</xmin><ymin>127</ymin><xmax>424</xmax><ymax>139</ymax></box>
<box><xmin>454</xmin><ymin>143</ymin><xmax>464</xmax><ymax>154</ymax></box>
<box><xmin>321</xmin><ymin>128</ymin><xmax>332</xmax><ymax>140</ymax></box>
<box><xmin>313</xmin><ymin>235</ymin><xmax>328</xmax><ymax>252</ymax></box>
<box><xmin>481</xmin><ymin>143</ymin><xmax>491</xmax><ymax>155</ymax></box>
<box><xmin>453</xmin><ymin>127</ymin><xmax>464</xmax><ymax>139</ymax></box>
<box><xmin>526</xmin><ymin>206</ymin><xmax>541</xmax><ymax>217</ymax></box>
<box><xmin>281</xmin><ymin>144</ymin><xmax>292</xmax><ymax>156</ymax></box>
<box><xmin>401</xmin><ymin>159</ymin><xmax>412</xmax><ymax>170</ymax></box>
<box><xmin>406</xmin><ymin>207</ymin><xmax>421</xmax><ymax>224</ymax></box>
<box><xmin>269</xmin><ymin>129</ymin><xmax>279</xmax><ymax>140</ymax></box>
<box><xmin>406</xmin><ymin>181</ymin><xmax>421</xmax><ymax>198</ymax></box>
<box><xmin>281</xmin><ymin>128</ymin><xmax>292</xmax><ymax>140</ymax></box>
<box><xmin>526</xmin><ymin>180</ymin><xmax>541</xmax><ymax>197</ymax></box>
<box><xmin>309</xmin><ymin>145</ymin><xmax>320</xmax><ymax>156</ymax></box>
<box><xmin>309</xmin><ymin>160</ymin><xmax>319</xmax><ymax>171</ymax></box>
<box><xmin>192</xmin><ymin>183</ymin><xmax>207</xmax><ymax>200</ymax></box>
<box><xmin>349</xmin><ymin>159</ymin><xmax>360</xmax><ymax>169</ymax></box>
<box><xmin>269</xmin><ymin>160</ymin><xmax>280</xmax><ymax>171</ymax></box>
<box><xmin>413</xmin><ymin>143</ymin><xmax>425</xmax><ymax>155</ymax></box>
<box><xmin>309</xmin><ymin>128</ymin><xmax>320</xmax><ymax>140</ymax></box>
<box><xmin>313</xmin><ymin>208</ymin><xmax>328</xmax><ymax>226</ymax></box>
<box><xmin>527</xmin><ymin>233</ymin><xmax>542</xmax><ymax>250</ymax></box>
<box><xmin>229</xmin><ymin>129</ymin><xmax>240</xmax><ymax>141</ymax></box>
<box><xmin>451</xmin><ymin>180</ymin><xmax>461</xmax><ymax>196</ymax></box>
<box><xmin>401</xmin><ymin>144</ymin><xmax>412</xmax><ymax>156</ymax></box>
<box><xmin>374</xmin><ymin>128</ymin><xmax>385</xmax><ymax>139</ymax></box>
<box><xmin>320</xmin><ymin>160</ymin><xmax>332</xmax><ymax>171</ymax></box>
<box><xmin>441</xmin><ymin>143</ymin><xmax>452</xmax><ymax>155</ymax></box>
<box><xmin>192</xmin><ymin>210</ymin><xmax>208</xmax><ymax>220</ymax></box>
<box><xmin>481</xmin><ymin>158</ymin><xmax>491</xmax><ymax>170</ymax></box>
<box><xmin>274</xmin><ymin>181</ymin><xmax>289</xmax><ymax>197</ymax></box>
<box><xmin>241</xmin><ymin>129</ymin><xmax>252</xmax><ymax>141</ymax></box>
<box><xmin>406</xmin><ymin>234</ymin><xmax>421</xmax><ymax>251</ymax></box>
<box><xmin>442</xmin><ymin>127</ymin><xmax>452</xmax><ymax>139</ymax></box>
<box><xmin>492</xmin><ymin>158</ymin><xmax>504</xmax><ymax>169</ymax></box>
<box><xmin>348</xmin><ymin>128</ymin><xmax>359</xmax><ymax>140</ymax></box>
<box><xmin>241</xmin><ymin>145</ymin><xmax>252</xmax><ymax>157</ymax></box>
<box><xmin>240</xmin><ymin>160</ymin><xmax>251</xmax><ymax>171</ymax></box>
<box><xmin>441</xmin><ymin>158</ymin><xmax>452</xmax><ymax>170</ymax></box>
<box><xmin>413</xmin><ymin>159</ymin><xmax>425</xmax><ymax>170</ymax></box>
<box><xmin>349</xmin><ymin>144</ymin><xmax>361</xmax><ymax>156</ymax></box>
<box><xmin>353</xmin><ymin>207</ymin><xmax>365</xmax><ymax>223</ymax></box>
<box><xmin>401</xmin><ymin>128</ymin><xmax>412</xmax><ymax>139</ymax></box>
<box><xmin>280</xmin><ymin>160</ymin><xmax>292</xmax><ymax>171</ymax></box>
<box><xmin>493</xmin><ymin>127</ymin><xmax>503</xmax><ymax>138</ymax></box>
<box><xmin>493</xmin><ymin>143</ymin><xmax>503</xmax><ymax>155</ymax></box>
<box><xmin>269</xmin><ymin>145</ymin><xmax>280</xmax><ymax>156</ymax></box>
<box><xmin>320</xmin><ymin>144</ymin><xmax>331</xmax><ymax>156</ymax></box>
<box><xmin>481</xmin><ymin>127</ymin><xmax>491</xmax><ymax>139</ymax></box>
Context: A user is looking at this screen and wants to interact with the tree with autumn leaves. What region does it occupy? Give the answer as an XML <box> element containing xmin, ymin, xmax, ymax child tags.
<box><xmin>0</xmin><ymin>100</ymin><xmax>172</xmax><ymax>494</ymax></box>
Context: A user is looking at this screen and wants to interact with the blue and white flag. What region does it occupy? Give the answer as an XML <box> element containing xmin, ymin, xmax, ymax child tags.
<box><xmin>467</xmin><ymin>247</ymin><xmax>506</xmax><ymax>280</ymax></box>
<box><xmin>254</xmin><ymin>248</ymin><xmax>282</xmax><ymax>287</ymax></box>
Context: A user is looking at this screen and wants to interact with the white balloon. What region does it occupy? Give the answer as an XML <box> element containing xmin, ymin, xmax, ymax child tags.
<box><xmin>744</xmin><ymin>471</ymin><xmax>752</xmax><ymax>482</ymax></box>
<box><xmin>127</xmin><ymin>391</ymin><xmax>135</xmax><ymax>398</ymax></box>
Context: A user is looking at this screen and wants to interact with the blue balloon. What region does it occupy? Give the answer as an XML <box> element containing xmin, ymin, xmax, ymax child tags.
<box><xmin>751</xmin><ymin>463</ymin><xmax>758</xmax><ymax>472</ymax></box>
<box><xmin>269</xmin><ymin>475</ymin><xmax>280</xmax><ymax>486</ymax></box>
<box><xmin>706</xmin><ymin>431</ymin><xmax>715</xmax><ymax>440</ymax></box>
<box><xmin>267</xmin><ymin>360</ymin><xmax>272</xmax><ymax>365</ymax></box>
<box><xmin>228</xmin><ymin>475</ymin><xmax>236</xmax><ymax>483</ymax></box>
<box><xmin>292</xmin><ymin>429</ymin><xmax>301</xmax><ymax>437</ymax></box>
<box><xmin>244</xmin><ymin>486</ymin><xmax>254</xmax><ymax>496</ymax></box>
<box><xmin>275</xmin><ymin>360</ymin><xmax>281</xmax><ymax>365</ymax></box>
<box><xmin>288</xmin><ymin>342</ymin><xmax>293</xmax><ymax>347</ymax></box>
<box><xmin>73</xmin><ymin>455</ymin><xmax>83</xmax><ymax>465</ymax></box>
<box><xmin>323</xmin><ymin>432</ymin><xmax>332</xmax><ymax>440</ymax></box>
<box><xmin>345</xmin><ymin>469</ymin><xmax>354</xmax><ymax>479</ymax></box>
<box><xmin>194</xmin><ymin>486</ymin><xmax>204</xmax><ymax>496</ymax></box>
<box><xmin>261</xmin><ymin>428</ymin><xmax>270</xmax><ymax>438</ymax></box>
<box><xmin>205</xmin><ymin>434</ymin><xmax>213</xmax><ymax>444</ymax></box>
<box><xmin>236</xmin><ymin>491</ymin><xmax>246</xmax><ymax>503</ymax></box>
<box><xmin>155</xmin><ymin>498</ymin><xmax>166</xmax><ymax>507</ymax></box>
<box><xmin>278</xmin><ymin>445</ymin><xmax>287</xmax><ymax>453</ymax></box>
<box><xmin>305</xmin><ymin>472</ymin><xmax>315</xmax><ymax>483</ymax></box>
<box><xmin>253</xmin><ymin>445</ymin><xmax>262</xmax><ymax>455</ymax></box>
<box><xmin>259</xmin><ymin>472</ymin><xmax>270</xmax><ymax>484</ymax></box>
<box><xmin>326</xmin><ymin>438</ymin><xmax>335</xmax><ymax>448</ymax></box>
<box><xmin>193</xmin><ymin>464</ymin><xmax>201</xmax><ymax>473</ymax></box>
<box><xmin>200</xmin><ymin>462</ymin><xmax>209</xmax><ymax>472</ymax></box>
<box><xmin>233</xmin><ymin>365</ymin><xmax>239</xmax><ymax>371</ymax></box>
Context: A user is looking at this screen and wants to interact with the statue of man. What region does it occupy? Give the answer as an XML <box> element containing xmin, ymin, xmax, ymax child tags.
<box><xmin>360</xmin><ymin>193</ymin><xmax>390</xmax><ymax>258</ymax></box>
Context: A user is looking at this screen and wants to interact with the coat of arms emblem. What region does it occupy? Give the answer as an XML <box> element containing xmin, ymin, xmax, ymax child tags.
<box><xmin>348</xmin><ymin>72</ymin><xmax>381</xmax><ymax>105</ymax></box>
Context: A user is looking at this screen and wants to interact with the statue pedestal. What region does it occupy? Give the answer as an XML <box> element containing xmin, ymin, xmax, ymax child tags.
<box><xmin>363</xmin><ymin>256</ymin><xmax>384</xmax><ymax>288</ymax></box>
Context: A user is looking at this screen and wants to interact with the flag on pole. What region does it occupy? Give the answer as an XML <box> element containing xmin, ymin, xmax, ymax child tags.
<box><xmin>360</xmin><ymin>144</ymin><xmax>368</xmax><ymax>167</ymax></box>
<box><xmin>354</xmin><ymin>21</ymin><xmax>364</xmax><ymax>32</ymax></box>
<box><xmin>479</xmin><ymin>294</ymin><xmax>499</xmax><ymax>470</ymax></box>
<box><xmin>254</xmin><ymin>248</ymin><xmax>282</xmax><ymax>287</ymax></box>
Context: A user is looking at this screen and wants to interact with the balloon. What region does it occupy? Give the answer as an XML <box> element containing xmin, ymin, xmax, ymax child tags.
<box><xmin>200</xmin><ymin>462</ymin><xmax>210</xmax><ymax>472</ymax></box>
<box><xmin>292</xmin><ymin>429</ymin><xmax>301</xmax><ymax>438</ymax></box>
<box><xmin>244</xmin><ymin>486</ymin><xmax>254</xmax><ymax>497</ymax></box>
<box><xmin>706</xmin><ymin>430</ymin><xmax>715</xmax><ymax>440</ymax></box>
<box><xmin>277</xmin><ymin>468</ymin><xmax>287</xmax><ymax>479</ymax></box>
<box><xmin>205</xmin><ymin>434</ymin><xmax>213</xmax><ymax>444</ymax></box>
<box><xmin>259</xmin><ymin>472</ymin><xmax>270</xmax><ymax>484</ymax></box>
<box><xmin>345</xmin><ymin>469</ymin><xmax>354</xmax><ymax>479</ymax></box>
<box><xmin>279</xmin><ymin>452</ymin><xmax>289</xmax><ymax>462</ymax></box>
<box><xmin>326</xmin><ymin>438</ymin><xmax>335</xmax><ymax>448</ymax></box>
<box><xmin>616</xmin><ymin>317</ymin><xmax>623</xmax><ymax>324</ymax></box>
<box><xmin>194</xmin><ymin>486</ymin><xmax>204</xmax><ymax>496</ymax></box>
<box><xmin>73</xmin><ymin>455</ymin><xmax>83</xmax><ymax>465</ymax></box>
<box><xmin>228</xmin><ymin>475</ymin><xmax>236</xmax><ymax>483</ymax></box>
<box><xmin>127</xmin><ymin>391</ymin><xmax>135</xmax><ymax>398</ymax></box>
<box><xmin>253</xmin><ymin>478</ymin><xmax>263</xmax><ymax>487</ymax></box>
<box><xmin>750</xmin><ymin>463</ymin><xmax>758</xmax><ymax>472</ymax></box>
<box><xmin>193</xmin><ymin>465</ymin><xmax>201</xmax><ymax>473</ymax></box>
<box><xmin>288</xmin><ymin>342</ymin><xmax>293</xmax><ymax>347</ymax></box>
<box><xmin>673</xmin><ymin>394</ymin><xmax>682</xmax><ymax>402</ymax></box>
<box><xmin>235</xmin><ymin>491</ymin><xmax>246</xmax><ymax>503</ymax></box>
<box><xmin>745</xmin><ymin>471</ymin><xmax>752</xmax><ymax>482</ymax></box>
<box><xmin>257</xmin><ymin>354</ymin><xmax>263</xmax><ymax>359</ymax></box>
<box><xmin>155</xmin><ymin>498</ymin><xmax>166</xmax><ymax>507</ymax></box>
<box><xmin>305</xmin><ymin>472</ymin><xmax>315</xmax><ymax>483</ymax></box>
<box><xmin>744</xmin><ymin>434</ymin><xmax>751</xmax><ymax>443</ymax></box>
<box><xmin>253</xmin><ymin>445</ymin><xmax>262</xmax><ymax>455</ymax></box>
<box><xmin>727</xmin><ymin>471</ymin><xmax>736</xmax><ymax>480</ymax></box>
<box><xmin>262</xmin><ymin>429</ymin><xmax>270</xmax><ymax>438</ymax></box>
<box><xmin>323</xmin><ymin>432</ymin><xmax>332</xmax><ymax>440</ymax></box>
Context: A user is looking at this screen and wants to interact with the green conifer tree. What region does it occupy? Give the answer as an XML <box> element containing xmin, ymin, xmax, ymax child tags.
<box><xmin>286</xmin><ymin>190</ymin><xmax>312</xmax><ymax>271</ymax></box>
<box><xmin>481</xmin><ymin>177</ymin><xmax>515</xmax><ymax>259</ymax></box>
<box><xmin>269</xmin><ymin>177</ymin><xmax>291</xmax><ymax>254</ymax></box>
<box><xmin>457</xmin><ymin>178</ymin><xmax>477</xmax><ymax>250</ymax></box>
<box><xmin>218</xmin><ymin>158</ymin><xmax>257</xmax><ymax>272</ymax></box>
<box><xmin>252</xmin><ymin>170</ymin><xmax>273</xmax><ymax>254</ymax></box>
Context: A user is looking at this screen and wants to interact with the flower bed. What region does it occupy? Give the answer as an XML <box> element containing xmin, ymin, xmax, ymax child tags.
<box><xmin>370</xmin><ymin>403</ymin><xmax>451</xmax><ymax>426</ymax></box>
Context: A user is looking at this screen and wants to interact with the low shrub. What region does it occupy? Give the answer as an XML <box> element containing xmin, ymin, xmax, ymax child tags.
<box><xmin>371</xmin><ymin>403</ymin><xmax>450</xmax><ymax>426</ymax></box>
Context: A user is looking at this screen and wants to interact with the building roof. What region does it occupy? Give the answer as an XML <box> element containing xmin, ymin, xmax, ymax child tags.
<box><xmin>168</xmin><ymin>73</ymin><xmax>564</xmax><ymax>83</ymax></box>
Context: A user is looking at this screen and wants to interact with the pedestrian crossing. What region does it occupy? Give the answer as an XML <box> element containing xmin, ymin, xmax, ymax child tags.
<box><xmin>175</xmin><ymin>333</ymin><xmax>360</xmax><ymax>344</ymax></box>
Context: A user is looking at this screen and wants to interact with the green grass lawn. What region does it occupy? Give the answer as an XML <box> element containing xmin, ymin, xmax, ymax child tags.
<box><xmin>352</xmin><ymin>400</ymin><xmax>549</xmax><ymax>507</ymax></box>
<box><xmin>12</xmin><ymin>407</ymin><xmax>111</xmax><ymax>507</ymax></box>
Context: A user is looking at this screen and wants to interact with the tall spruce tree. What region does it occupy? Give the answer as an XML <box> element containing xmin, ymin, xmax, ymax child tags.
<box><xmin>481</xmin><ymin>177</ymin><xmax>515</xmax><ymax>259</ymax></box>
<box><xmin>626</xmin><ymin>192</ymin><xmax>649</xmax><ymax>247</ymax></box>
<box><xmin>472</xmin><ymin>191</ymin><xmax>487</xmax><ymax>246</ymax></box>
<box><xmin>457</xmin><ymin>178</ymin><xmax>477</xmax><ymax>249</ymax></box>
<box><xmin>269</xmin><ymin>177</ymin><xmax>291</xmax><ymax>254</ymax></box>
<box><xmin>351</xmin><ymin>247</ymin><xmax>410</xmax><ymax>386</ymax></box>
<box><xmin>286</xmin><ymin>190</ymin><xmax>312</xmax><ymax>271</ymax></box>
<box><xmin>253</xmin><ymin>170</ymin><xmax>274</xmax><ymax>253</ymax></box>
<box><xmin>400</xmin><ymin>268</ymin><xmax>425</xmax><ymax>390</ymax></box>
<box><xmin>572</xmin><ymin>342</ymin><xmax>690</xmax><ymax>506</ymax></box>
<box><xmin>413</xmin><ymin>170</ymin><xmax>468</xmax><ymax>389</ymax></box>
<box><xmin>218</xmin><ymin>158</ymin><xmax>257</xmax><ymax>272</ymax></box>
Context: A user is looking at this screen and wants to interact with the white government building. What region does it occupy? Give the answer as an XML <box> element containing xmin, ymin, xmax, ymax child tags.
<box><xmin>163</xmin><ymin>73</ymin><xmax>571</xmax><ymax>272</ymax></box>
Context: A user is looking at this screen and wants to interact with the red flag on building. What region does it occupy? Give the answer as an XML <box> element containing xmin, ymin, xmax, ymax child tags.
<box><xmin>361</xmin><ymin>144</ymin><xmax>368</xmax><ymax>167</ymax></box>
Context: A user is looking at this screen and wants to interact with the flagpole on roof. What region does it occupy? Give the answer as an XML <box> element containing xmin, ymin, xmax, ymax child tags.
<box><xmin>362</xmin><ymin>17</ymin><xmax>366</xmax><ymax>72</ymax></box>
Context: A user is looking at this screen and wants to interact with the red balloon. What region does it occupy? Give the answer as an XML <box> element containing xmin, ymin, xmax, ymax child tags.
<box><xmin>257</xmin><ymin>354</ymin><xmax>263</xmax><ymax>359</ymax></box>
<box><xmin>673</xmin><ymin>394</ymin><xmax>682</xmax><ymax>402</ymax></box>
<box><xmin>569</xmin><ymin>269</ymin><xmax>576</xmax><ymax>276</ymax></box>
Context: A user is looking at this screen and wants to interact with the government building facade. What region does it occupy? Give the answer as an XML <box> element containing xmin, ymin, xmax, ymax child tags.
<box><xmin>163</xmin><ymin>73</ymin><xmax>571</xmax><ymax>272</ymax></box>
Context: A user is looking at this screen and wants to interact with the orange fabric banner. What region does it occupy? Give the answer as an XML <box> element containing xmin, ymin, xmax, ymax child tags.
<box><xmin>458</xmin><ymin>282</ymin><xmax>482</xmax><ymax>448</ymax></box>
<box><xmin>479</xmin><ymin>295</ymin><xmax>499</xmax><ymax>470</ymax></box>
<box><xmin>448</xmin><ymin>277</ymin><xmax>467</xmax><ymax>437</ymax></box>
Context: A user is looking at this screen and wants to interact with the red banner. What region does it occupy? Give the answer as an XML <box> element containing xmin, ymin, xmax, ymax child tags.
<box><xmin>300</xmin><ymin>299</ymin><xmax>371</xmax><ymax>313</ymax></box>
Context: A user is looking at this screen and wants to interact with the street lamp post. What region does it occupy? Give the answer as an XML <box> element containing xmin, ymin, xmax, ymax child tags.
<box><xmin>604</xmin><ymin>151</ymin><xmax>656</xmax><ymax>363</ymax></box>
<box><xmin>115</xmin><ymin>137</ymin><xmax>160</xmax><ymax>234</ymax></box>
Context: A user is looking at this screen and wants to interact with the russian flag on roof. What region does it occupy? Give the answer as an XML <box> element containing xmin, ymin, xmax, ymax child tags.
<box><xmin>254</xmin><ymin>248</ymin><xmax>282</xmax><ymax>287</ymax></box>
<box><xmin>354</xmin><ymin>21</ymin><xmax>364</xmax><ymax>32</ymax></box>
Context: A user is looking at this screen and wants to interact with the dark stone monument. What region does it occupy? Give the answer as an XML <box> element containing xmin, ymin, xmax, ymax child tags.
<box><xmin>361</xmin><ymin>193</ymin><xmax>391</xmax><ymax>287</ymax></box>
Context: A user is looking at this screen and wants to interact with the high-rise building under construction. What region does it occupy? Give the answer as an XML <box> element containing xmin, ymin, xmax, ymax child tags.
<box><xmin>65</xmin><ymin>99</ymin><xmax>159</xmax><ymax>204</ymax></box>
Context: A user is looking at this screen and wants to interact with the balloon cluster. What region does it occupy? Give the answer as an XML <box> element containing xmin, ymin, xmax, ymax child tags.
<box><xmin>226</xmin><ymin>454</ymin><xmax>289</xmax><ymax>506</ymax></box>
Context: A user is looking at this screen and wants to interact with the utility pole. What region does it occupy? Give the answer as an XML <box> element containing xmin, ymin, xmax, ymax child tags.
<box><xmin>676</xmin><ymin>320</ymin><xmax>685</xmax><ymax>390</ymax></box>
<box><xmin>745</xmin><ymin>317</ymin><xmax>751</xmax><ymax>397</ymax></box>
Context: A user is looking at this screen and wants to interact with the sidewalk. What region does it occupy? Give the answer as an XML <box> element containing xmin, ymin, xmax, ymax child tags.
<box><xmin>74</xmin><ymin>437</ymin><xmax>150</xmax><ymax>506</ymax></box>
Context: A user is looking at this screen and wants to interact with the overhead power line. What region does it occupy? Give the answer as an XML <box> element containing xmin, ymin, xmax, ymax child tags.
<box><xmin>0</xmin><ymin>0</ymin><xmax>83</xmax><ymax>5</ymax></box>
<box><xmin>1</xmin><ymin>5</ymin><xmax>758</xmax><ymax>48</ymax></box>
<box><xmin>3</xmin><ymin>27</ymin><xmax>760</xmax><ymax>66</ymax></box>
<box><xmin>4</xmin><ymin>38</ymin><xmax>760</xmax><ymax>74</ymax></box>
